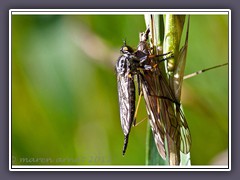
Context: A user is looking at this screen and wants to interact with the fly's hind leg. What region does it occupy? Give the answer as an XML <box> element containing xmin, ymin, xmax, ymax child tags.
<box><xmin>133</xmin><ymin>75</ymin><xmax>148</xmax><ymax>127</ymax></box>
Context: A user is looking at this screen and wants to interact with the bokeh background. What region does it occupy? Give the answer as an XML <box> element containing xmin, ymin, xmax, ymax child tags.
<box><xmin>11</xmin><ymin>14</ymin><xmax>229</xmax><ymax>166</ymax></box>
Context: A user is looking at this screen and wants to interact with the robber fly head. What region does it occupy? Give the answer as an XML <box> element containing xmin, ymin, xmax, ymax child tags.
<box><xmin>120</xmin><ymin>40</ymin><xmax>134</xmax><ymax>54</ymax></box>
<box><xmin>116</xmin><ymin>41</ymin><xmax>139</xmax><ymax>76</ymax></box>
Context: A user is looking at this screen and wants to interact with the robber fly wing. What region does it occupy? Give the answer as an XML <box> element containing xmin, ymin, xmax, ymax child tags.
<box><xmin>117</xmin><ymin>73</ymin><xmax>135</xmax><ymax>136</ymax></box>
<box><xmin>116</xmin><ymin>54</ymin><xmax>136</xmax><ymax>155</ymax></box>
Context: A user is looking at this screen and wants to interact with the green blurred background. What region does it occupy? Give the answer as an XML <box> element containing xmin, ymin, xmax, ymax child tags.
<box><xmin>12</xmin><ymin>14</ymin><xmax>229</xmax><ymax>166</ymax></box>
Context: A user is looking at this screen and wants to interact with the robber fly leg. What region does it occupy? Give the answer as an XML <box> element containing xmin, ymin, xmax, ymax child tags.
<box><xmin>133</xmin><ymin>91</ymin><xmax>143</xmax><ymax>126</ymax></box>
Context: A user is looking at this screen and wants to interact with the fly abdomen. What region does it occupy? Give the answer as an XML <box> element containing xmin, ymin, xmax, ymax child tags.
<box><xmin>116</xmin><ymin>50</ymin><xmax>138</xmax><ymax>155</ymax></box>
<box><xmin>121</xmin><ymin>73</ymin><xmax>135</xmax><ymax>155</ymax></box>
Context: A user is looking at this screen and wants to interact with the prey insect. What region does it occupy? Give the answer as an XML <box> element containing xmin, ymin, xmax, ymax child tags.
<box><xmin>136</xmin><ymin>29</ymin><xmax>191</xmax><ymax>163</ymax></box>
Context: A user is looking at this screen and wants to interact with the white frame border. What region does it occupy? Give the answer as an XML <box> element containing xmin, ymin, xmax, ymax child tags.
<box><xmin>9</xmin><ymin>9</ymin><xmax>231</xmax><ymax>171</ymax></box>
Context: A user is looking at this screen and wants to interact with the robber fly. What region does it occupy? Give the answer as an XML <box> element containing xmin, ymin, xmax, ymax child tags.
<box><xmin>116</xmin><ymin>28</ymin><xmax>157</xmax><ymax>155</ymax></box>
<box><xmin>115</xmin><ymin>33</ymin><xmax>150</xmax><ymax>155</ymax></box>
<box><xmin>116</xmin><ymin>42</ymin><xmax>137</xmax><ymax>155</ymax></box>
<box><xmin>116</xmin><ymin>28</ymin><xmax>187</xmax><ymax>159</ymax></box>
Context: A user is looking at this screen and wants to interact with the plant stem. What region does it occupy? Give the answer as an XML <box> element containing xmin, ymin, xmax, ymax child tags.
<box><xmin>164</xmin><ymin>15</ymin><xmax>191</xmax><ymax>166</ymax></box>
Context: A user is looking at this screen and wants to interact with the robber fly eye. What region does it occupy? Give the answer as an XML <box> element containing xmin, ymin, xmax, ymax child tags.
<box><xmin>120</xmin><ymin>46</ymin><xmax>130</xmax><ymax>54</ymax></box>
<box><xmin>122</xmin><ymin>46</ymin><xmax>128</xmax><ymax>52</ymax></box>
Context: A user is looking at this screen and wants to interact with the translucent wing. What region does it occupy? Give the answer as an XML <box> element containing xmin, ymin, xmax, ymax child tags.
<box><xmin>116</xmin><ymin>55</ymin><xmax>136</xmax><ymax>155</ymax></box>
<box><xmin>140</xmin><ymin>65</ymin><xmax>191</xmax><ymax>160</ymax></box>
<box><xmin>160</xmin><ymin>67</ymin><xmax>191</xmax><ymax>154</ymax></box>
<box><xmin>140</xmin><ymin>71</ymin><xmax>166</xmax><ymax>159</ymax></box>
<box><xmin>158</xmin><ymin>68</ymin><xmax>191</xmax><ymax>155</ymax></box>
